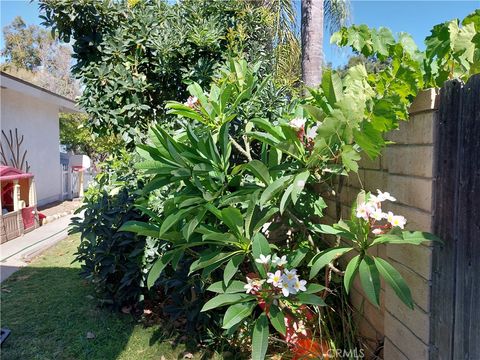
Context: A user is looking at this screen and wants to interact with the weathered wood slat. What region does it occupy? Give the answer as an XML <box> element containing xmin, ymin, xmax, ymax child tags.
<box><xmin>453</xmin><ymin>74</ymin><xmax>480</xmax><ymax>359</ymax></box>
<box><xmin>430</xmin><ymin>74</ymin><xmax>480</xmax><ymax>360</ymax></box>
<box><xmin>430</xmin><ymin>79</ymin><xmax>462</xmax><ymax>360</ymax></box>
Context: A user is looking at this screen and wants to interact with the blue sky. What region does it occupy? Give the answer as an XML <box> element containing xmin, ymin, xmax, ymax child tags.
<box><xmin>1</xmin><ymin>0</ymin><xmax>479</xmax><ymax>67</ymax></box>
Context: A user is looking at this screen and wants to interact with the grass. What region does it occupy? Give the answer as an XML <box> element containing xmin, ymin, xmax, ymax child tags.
<box><xmin>0</xmin><ymin>235</ymin><xmax>222</xmax><ymax>360</ymax></box>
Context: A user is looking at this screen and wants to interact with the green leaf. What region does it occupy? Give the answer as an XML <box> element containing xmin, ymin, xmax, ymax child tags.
<box><xmin>119</xmin><ymin>221</ymin><xmax>159</xmax><ymax>238</ymax></box>
<box><xmin>321</xmin><ymin>69</ymin><xmax>343</xmax><ymax>104</ymax></box>
<box><xmin>201</xmin><ymin>293</ymin><xmax>254</xmax><ymax>312</ymax></box>
<box><xmin>279</xmin><ymin>183</ymin><xmax>294</xmax><ymax>214</ymax></box>
<box><xmin>353</xmin><ymin>122</ymin><xmax>385</xmax><ymax>159</ymax></box>
<box><xmin>247</xmin><ymin>160</ymin><xmax>271</xmax><ymax>185</ymax></box>
<box><xmin>248</xmin><ymin>131</ymin><xmax>281</xmax><ymax>147</ymax></box>
<box><xmin>224</xmin><ymin>254</ymin><xmax>245</xmax><ymax>286</ymax></box>
<box><xmin>344</xmin><ymin>255</ymin><xmax>361</xmax><ymax>294</ymax></box>
<box><xmin>221</xmin><ymin>207</ymin><xmax>244</xmax><ymax>237</ymax></box>
<box><xmin>341</xmin><ymin>145</ymin><xmax>361</xmax><ymax>173</ymax></box>
<box><xmin>260</xmin><ymin>175</ymin><xmax>292</xmax><ymax>206</ymax></box>
<box><xmin>252</xmin><ymin>233</ymin><xmax>271</xmax><ymax>277</ymax></box>
<box><xmin>359</xmin><ymin>256</ymin><xmax>381</xmax><ymax>307</ymax></box>
<box><xmin>269</xmin><ymin>305</ymin><xmax>286</xmax><ymax>336</ymax></box>
<box><xmin>207</xmin><ymin>280</ymin><xmax>246</xmax><ymax>294</ymax></box>
<box><xmin>371</xmin><ymin>99</ymin><xmax>396</xmax><ymax>131</ymax></box>
<box><xmin>303</xmin><ymin>104</ymin><xmax>326</xmax><ymax>122</ymax></box>
<box><xmin>222</xmin><ymin>302</ymin><xmax>256</xmax><ymax>330</ymax></box>
<box><xmin>159</xmin><ymin>208</ymin><xmax>191</xmax><ymax>236</ymax></box>
<box><xmin>291</xmin><ymin>170</ymin><xmax>310</xmax><ymax>204</ymax></box>
<box><xmin>250</xmin><ymin>118</ymin><xmax>285</xmax><ymax>140</ymax></box>
<box><xmin>371</xmin><ymin>27</ymin><xmax>395</xmax><ymax>57</ymax></box>
<box><xmin>147</xmin><ymin>250</ymin><xmax>177</xmax><ymax>289</ymax></box>
<box><xmin>252</xmin><ymin>313</ymin><xmax>269</xmax><ymax>360</ymax></box>
<box><xmin>374</xmin><ymin>257</ymin><xmax>414</xmax><ymax>309</ymax></box>
<box><xmin>289</xmin><ymin>247</ymin><xmax>309</xmax><ymax>268</ymax></box>
<box><xmin>190</xmin><ymin>252</ymin><xmax>234</xmax><ymax>274</ymax></box>
<box><xmin>310</xmin><ymin>224</ymin><xmax>356</xmax><ymax>240</ymax></box>
<box><xmin>296</xmin><ymin>293</ymin><xmax>326</xmax><ymax>306</ymax></box>
<box><xmin>371</xmin><ymin>231</ymin><xmax>441</xmax><ymax>246</ymax></box>
<box><xmin>309</xmin><ymin>247</ymin><xmax>353</xmax><ymax>279</ymax></box>
<box><xmin>304</xmin><ymin>283</ymin><xmax>326</xmax><ymax>294</ymax></box>
<box><xmin>251</xmin><ymin>207</ymin><xmax>278</xmax><ymax>234</ymax></box>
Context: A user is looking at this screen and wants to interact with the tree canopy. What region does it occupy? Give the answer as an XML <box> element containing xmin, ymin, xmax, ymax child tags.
<box><xmin>39</xmin><ymin>0</ymin><xmax>282</xmax><ymax>145</ymax></box>
<box><xmin>1</xmin><ymin>16</ymin><xmax>78</xmax><ymax>98</ymax></box>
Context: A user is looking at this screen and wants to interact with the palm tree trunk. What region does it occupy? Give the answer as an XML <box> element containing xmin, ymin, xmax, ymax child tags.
<box><xmin>301</xmin><ymin>0</ymin><xmax>324</xmax><ymax>88</ymax></box>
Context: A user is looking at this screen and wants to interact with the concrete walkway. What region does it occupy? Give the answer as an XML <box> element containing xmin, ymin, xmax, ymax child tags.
<box><xmin>0</xmin><ymin>215</ymin><xmax>73</xmax><ymax>283</ymax></box>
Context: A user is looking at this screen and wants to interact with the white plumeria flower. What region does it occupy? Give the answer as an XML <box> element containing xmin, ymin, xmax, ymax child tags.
<box><xmin>289</xmin><ymin>117</ymin><xmax>306</xmax><ymax>130</ymax></box>
<box><xmin>391</xmin><ymin>215</ymin><xmax>407</xmax><ymax>229</ymax></box>
<box><xmin>386</xmin><ymin>211</ymin><xmax>395</xmax><ymax>224</ymax></box>
<box><xmin>281</xmin><ymin>281</ymin><xmax>297</xmax><ymax>297</ymax></box>
<box><xmin>293</xmin><ymin>279</ymin><xmax>307</xmax><ymax>292</ymax></box>
<box><xmin>377</xmin><ymin>190</ymin><xmax>396</xmax><ymax>202</ymax></box>
<box><xmin>255</xmin><ymin>254</ymin><xmax>271</xmax><ymax>265</ymax></box>
<box><xmin>272</xmin><ymin>254</ymin><xmax>288</xmax><ymax>267</ymax></box>
<box><xmin>356</xmin><ymin>202</ymin><xmax>375</xmax><ymax>221</ymax></box>
<box><xmin>244</xmin><ymin>277</ymin><xmax>265</xmax><ymax>294</ymax></box>
<box><xmin>370</xmin><ymin>208</ymin><xmax>386</xmax><ymax>221</ymax></box>
<box><xmin>267</xmin><ymin>270</ymin><xmax>283</xmax><ymax>287</ymax></box>
<box><xmin>368</xmin><ymin>195</ymin><xmax>381</xmax><ymax>206</ymax></box>
<box><xmin>306</xmin><ymin>125</ymin><xmax>318</xmax><ymax>140</ymax></box>
<box><xmin>282</xmin><ymin>269</ymin><xmax>297</xmax><ymax>283</ymax></box>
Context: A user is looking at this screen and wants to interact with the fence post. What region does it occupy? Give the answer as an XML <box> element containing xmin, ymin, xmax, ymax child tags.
<box><xmin>430</xmin><ymin>75</ymin><xmax>480</xmax><ymax>359</ymax></box>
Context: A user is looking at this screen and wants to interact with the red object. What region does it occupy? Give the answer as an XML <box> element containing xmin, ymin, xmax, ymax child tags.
<box><xmin>0</xmin><ymin>166</ymin><xmax>33</xmax><ymax>181</ymax></box>
<box><xmin>38</xmin><ymin>212</ymin><xmax>46</xmax><ymax>220</ymax></box>
<box><xmin>21</xmin><ymin>206</ymin><xmax>36</xmax><ymax>229</ymax></box>
<box><xmin>292</xmin><ymin>338</ymin><xmax>331</xmax><ymax>360</ymax></box>
<box><xmin>1</xmin><ymin>183</ymin><xmax>14</xmax><ymax>208</ymax></box>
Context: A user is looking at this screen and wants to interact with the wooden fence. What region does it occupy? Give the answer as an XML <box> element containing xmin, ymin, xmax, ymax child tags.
<box><xmin>430</xmin><ymin>75</ymin><xmax>480</xmax><ymax>360</ymax></box>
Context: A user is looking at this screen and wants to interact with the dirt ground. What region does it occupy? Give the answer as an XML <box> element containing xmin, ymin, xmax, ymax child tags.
<box><xmin>37</xmin><ymin>199</ymin><xmax>82</xmax><ymax>217</ymax></box>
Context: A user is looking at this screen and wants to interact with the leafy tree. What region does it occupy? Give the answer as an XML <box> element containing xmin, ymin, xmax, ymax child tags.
<box><xmin>335</xmin><ymin>54</ymin><xmax>388</xmax><ymax>78</ymax></box>
<box><xmin>1</xmin><ymin>16</ymin><xmax>79</xmax><ymax>98</ymax></box>
<box><xmin>39</xmin><ymin>0</ymin><xmax>277</xmax><ymax>145</ymax></box>
<box><xmin>60</xmin><ymin>113</ymin><xmax>122</xmax><ymax>167</ymax></box>
<box><xmin>1</xmin><ymin>16</ymin><xmax>46</xmax><ymax>70</ymax></box>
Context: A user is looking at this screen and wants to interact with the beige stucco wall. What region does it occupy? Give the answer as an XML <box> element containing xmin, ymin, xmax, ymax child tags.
<box><xmin>1</xmin><ymin>88</ymin><xmax>63</xmax><ymax>206</ymax></box>
<box><xmin>321</xmin><ymin>90</ymin><xmax>438</xmax><ymax>359</ymax></box>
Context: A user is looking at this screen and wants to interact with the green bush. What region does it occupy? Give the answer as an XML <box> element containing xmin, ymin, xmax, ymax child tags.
<box><xmin>70</xmin><ymin>153</ymin><xmax>149</xmax><ymax>307</ymax></box>
<box><xmin>39</xmin><ymin>0</ymin><xmax>276</xmax><ymax>145</ymax></box>
<box><xmin>122</xmin><ymin>51</ymin><xmax>449</xmax><ymax>357</ymax></box>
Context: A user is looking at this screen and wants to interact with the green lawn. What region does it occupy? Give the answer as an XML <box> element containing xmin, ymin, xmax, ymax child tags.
<box><xmin>0</xmin><ymin>235</ymin><xmax>221</xmax><ymax>360</ymax></box>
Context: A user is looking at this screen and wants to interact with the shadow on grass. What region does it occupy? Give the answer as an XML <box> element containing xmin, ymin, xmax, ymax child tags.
<box><xmin>0</xmin><ymin>266</ymin><xmax>135</xmax><ymax>360</ymax></box>
<box><xmin>0</xmin><ymin>266</ymin><xmax>198</xmax><ymax>360</ymax></box>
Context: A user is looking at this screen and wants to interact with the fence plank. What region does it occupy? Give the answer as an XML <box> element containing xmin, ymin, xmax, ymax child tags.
<box><xmin>452</xmin><ymin>74</ymin><xmax>480</xmax><ymax>359</ymax></box>
<box><xmin>429</xmin><ymin>79</ymin><xmax>462</xmax><ymax>360</ymax></box>
<box><xmin>430</xmin><ymin>74</ymin><xmax>480</xmax><ymax>359</ymax></box>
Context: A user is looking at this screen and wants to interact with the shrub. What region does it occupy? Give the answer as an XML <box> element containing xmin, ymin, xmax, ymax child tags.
<box><xmin>122</xmin><ymin>52</ymin><xmax>447</xmax><ymax>357</ymax></box>
<box><xmin>70</xmin><ymin>152</ymin><xmax>149</xmax><ymax>307</ymax></box>
<box><xmin>39</xmin><ymin>0</ymin><xmax>277</xmax><ymax>145</ymax></box>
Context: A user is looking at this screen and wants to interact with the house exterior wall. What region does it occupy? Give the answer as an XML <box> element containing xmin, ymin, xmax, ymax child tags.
<box><xmin>321</xmin><ymin>90</ymin><xmax>438</xmax><ymax>359</ymax></box>
<box><xmin>1</xmin><ymin>87</ymin><xmax>62</xmax><ymax>206</ymax></box>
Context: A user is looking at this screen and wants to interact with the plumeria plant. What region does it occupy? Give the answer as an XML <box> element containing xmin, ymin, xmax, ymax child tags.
<box><xmin>201</xmin><ymin>237</ymin><xmax>328</xmax><ymax>360</ymax></box>
<box><xmin>309</xmin><ymin>190</ymin><xmax>440</xmax><ymax>309</ymax></box>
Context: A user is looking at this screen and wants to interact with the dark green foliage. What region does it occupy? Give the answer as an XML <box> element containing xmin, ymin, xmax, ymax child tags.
<box><xmin>39</xmin><ymin>0</ymin><xmax>275</xmax><ymax>144</ymax></box>
<box><xmin>70</xmin><ymin>153</ymin><xmax>149</xmax><ymax>307</ymax></box>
